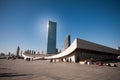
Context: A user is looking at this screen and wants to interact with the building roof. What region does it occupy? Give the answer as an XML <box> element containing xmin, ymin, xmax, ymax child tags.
<box><xmin>76</xmin><ymin>38</ymin><xmax>120</xmax><ymax>55</ymax></box>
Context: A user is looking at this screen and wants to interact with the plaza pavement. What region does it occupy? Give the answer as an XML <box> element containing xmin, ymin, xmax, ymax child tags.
<box><xmin>0</xmin><ymin>59</ymin><xmax>120</xmax><ymax>80</ymax></box>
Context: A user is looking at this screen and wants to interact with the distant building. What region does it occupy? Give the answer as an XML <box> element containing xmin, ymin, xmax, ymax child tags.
<box><xmin>38</xmin><ymin>50</ymin><xmax>44</xmax><ymax>54</ymax></box>
<box><xmin>56</xmin><ymin>48</ymin><xmax>61</xmax><ymax>54</ymax></box>
<box><xmin>46</xmin><ymin>21</ymin><xmax>57</xmax><ymax>54</ymax></box>
<box><xmin>64</xmin><ymin>35</ymin><xmax>71</xmax><ymax>50</ymax></box>
<box><xmin>16</xmin><ymin>46</ymin><xmax>20</xmax><ymax>57</ymax></box>
<box><xmin>118</xmin><ymin>47</ymin><xmax>120</xmax><ymax>51</ymax></box>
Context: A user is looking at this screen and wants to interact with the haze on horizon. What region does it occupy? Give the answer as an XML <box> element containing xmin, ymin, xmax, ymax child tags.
<box><xmin>0</xmin><ymin>0</ymin><xmax>120</xmax><ymax>54</ymax></box>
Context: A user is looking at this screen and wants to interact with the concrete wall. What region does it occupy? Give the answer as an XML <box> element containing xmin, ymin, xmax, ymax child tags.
<box><xmin>73</xmin><ymin>50</ymin><xmax>118</xmax><ymax>62</ymax></box>
<box><xmin>67</xmin><ymin>54</ymin><xmax>76</xmax><ymax>63</ymax></box>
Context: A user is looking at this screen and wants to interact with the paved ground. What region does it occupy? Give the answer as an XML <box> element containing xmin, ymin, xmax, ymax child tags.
<box><xmin>0</xmin><ymin>59</ymin><xmax>120</xmax><ymax>80</ymax></box>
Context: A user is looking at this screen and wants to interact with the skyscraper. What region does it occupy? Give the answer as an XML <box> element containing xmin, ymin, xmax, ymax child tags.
<box><xmin>64</xmin><ymin>35</ymin><xmax>71</xmax><ymax>50</ymax></box>
<box><xmin>16</xmin><ymin>46</ymin><xmax>20</xmax><ymax>58</ymax></box>
<box><xmin>47</xmin><ymin>21</ymin><xmax>57</xmax><ymax>54</ymax></box>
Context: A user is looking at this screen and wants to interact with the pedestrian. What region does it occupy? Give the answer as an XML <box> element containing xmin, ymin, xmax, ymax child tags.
<box><xmin>50</xmin><ymin>58</ymin><xmax>53</xmax><ymax>63</ymax></box>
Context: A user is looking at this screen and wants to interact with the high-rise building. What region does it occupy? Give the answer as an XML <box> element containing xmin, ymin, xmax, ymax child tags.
<box><xmin>64</xmin><ymin>35</ymin><xmax>71</xmax><ymax>50</ymax></box>
<box><xmin>16</xmin><ymin>46</ymin><xmax>20</xmax><ymax>57</ymax></box>
<box><xmin>47</xmin><ymin>21</ymin><xmax>57</xmax><ymax>54</ymax></box>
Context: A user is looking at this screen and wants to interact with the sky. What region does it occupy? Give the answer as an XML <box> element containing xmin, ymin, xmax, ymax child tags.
<box><xmin>0</xmin><ymin>0</ymin><xmax>120</xmax><ymax>54</ymax></box>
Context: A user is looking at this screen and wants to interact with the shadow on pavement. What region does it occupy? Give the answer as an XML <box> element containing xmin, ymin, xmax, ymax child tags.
<box><xmin>0</xmin><ymin>68</ymin><xmax>9</xmax><ymax>70</ymax></box>
<box><xmin>0</xmin><ymin>73</ymin><xmax>32</xmax><ymax>77</ymax></box>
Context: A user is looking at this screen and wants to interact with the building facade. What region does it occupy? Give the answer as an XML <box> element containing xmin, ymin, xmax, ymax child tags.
<box><xmin>46</xmin><ymin>21</ymin><xmax>57</xmax><ymax>54</ymax></box>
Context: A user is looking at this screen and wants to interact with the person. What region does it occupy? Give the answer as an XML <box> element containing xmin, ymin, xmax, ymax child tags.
<box><xmin>66</xmin><ymin>58</ymin><xmax>69</xmax><ymax>62</ymax></box>
<box><xmin>70</xmin><ymin>58</ymin><xmax>72</xmax><ymax>63</ymax></box>
<box><xmin>84</xmin><ymin>60</ymin><xmax>87</xmax><ymax>64</ymax></box>
<box><xmin>77</xmin><ymin>57</ymin><xmax>79</xmax><ymax>62</ymax></box>
<box><xmin>61</xmin><ymin>58</ymin><xmax>63</xmax><ymax>62</ymax></box>
<box><xmin>50</xmin><ymin>58</ymin><xmax>53</xmax><ymax>63</ymax></box>
<box><xmin>7</xmin><ymin>56</ymin><xmax>9</xmax><ymax>60</ymax></box>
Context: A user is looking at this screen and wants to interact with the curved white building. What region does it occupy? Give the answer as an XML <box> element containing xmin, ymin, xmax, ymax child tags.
<box><xmin>45</xmin><ymin>38</ymin><xmax>120</xmax><ymax>62</ymax></box>
<box><xmin>22</xmin><ymin>38</ymin><xmax>120</xmax><ymax>62</ymax></box>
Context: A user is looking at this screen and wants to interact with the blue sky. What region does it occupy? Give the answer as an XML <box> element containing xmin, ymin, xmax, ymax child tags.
<box><xmin>0</xmin><ymin>0</ymin><xmax>120</xmax><ymax>54</ymax></box>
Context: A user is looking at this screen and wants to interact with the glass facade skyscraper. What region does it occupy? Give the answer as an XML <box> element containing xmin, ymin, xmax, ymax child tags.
<box><xmin>47</xmin><ymin>21</ymin><xmax>57</xmax><ymax>54</ymax></box>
